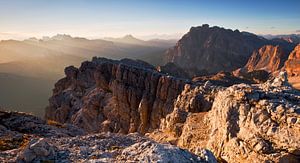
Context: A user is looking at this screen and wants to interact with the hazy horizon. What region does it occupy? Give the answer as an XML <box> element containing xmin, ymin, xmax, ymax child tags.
<box><xmin>1</xmin><ymin>0</ymin><xmax>300</xmax><ymax>40</ymax></box>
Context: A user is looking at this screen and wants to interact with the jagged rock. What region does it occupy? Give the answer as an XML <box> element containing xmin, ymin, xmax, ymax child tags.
<box><xmin>285</xmin><ymin>44</ymin><xmax>300</xmax><ymax>76</ymax></box>
<box><xmin>243</xmin><ymin>45</ymin><xmax>288</xmax><ymax>73</ymax></box>
<box><xmin>45</xmin><ymin>57</ymin><xmax>300</xmax><ymax>162</ymax></box>
<box><xmin>46</xmin><ymin>57</ymin><xmax>189</xmax><ymax>134</ymax></box>
<box><xmin>206</xmin><ymin>80</ymin><xmax>300</xmax><ymax>162</ymax></box>
<box><xmin>232</xmin><ymin>45</ymin><xmax>289</xmax><ymax>83</ymax></box>
<box><xmin>17</xmin><ymin>138</ymin><xmax>56</xmax><ymax>162</ymax></box>
<box><xmin>148</xmin><ymin>72</ymin><xmax>300</xmax><ymax>162</ymax></box>
<box><xmin>165</xmin><ymin>24</ymin><xmax>269</xmax><ymax>75</ymax></box>
<box><xmin>3</xmin><ymin>132</ymin><xmax>216</xmax><ymax>162</ymax></box>
<box><xmin>0</xmin><ymin>110</ymin><xmax>84</xmax><ymax>138</ymax></box>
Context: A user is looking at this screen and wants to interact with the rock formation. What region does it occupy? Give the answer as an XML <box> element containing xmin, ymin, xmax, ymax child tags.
<box><xmin>0</xmin><ymin>110</ymin><xmax>215</xmax><ymax>162</ymax></box>
<box><xmin>285</xmin><ymin>44</ymin><xmax>300</xmax><ymax>76</ymax></box>
<box><xmin>243</xmin><ymin>45</ymin><xmax>288</xmax><ymax>73</ymax></box>
<box><xmin>149</xmin><ymin>72</ymin><xmax>300</xmax><ymax>162</ymax></box>
<box><xmin>45</xmin><ymin>57</ymin><xmax>189</xmax><ymax>134</ymax></box>
<box><xmin>233</xmin><ymin>45</ymin><xmax>290</xmax><ymax>83</ymax></box>
<box><xmin>165</xmin><ymin>24</ymin><xmax>269</xmax><ymax>75</ymax></box>
<box><xmin>44</xmin><ymin>57</ymin><xmax>300</xmax><ymax>162</ymax></box>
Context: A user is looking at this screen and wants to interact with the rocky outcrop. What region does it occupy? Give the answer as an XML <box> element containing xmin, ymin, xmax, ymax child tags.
<box><xmin>149</xmin><ymin>72</ymin><xmax>300</xmax><ymax>162</ymax></box>
<box><xmin>13</xmin><ymin>133</ymin><xmax>216</xmax><ymax>163</ymax></box>
<box><xmin>233</xmin><ymin>45</ymin><xmax>288</xmax><ymax>83</ymax></box>
<box><xmin>0</xmin><ymin>110</ymin><xmax>84</xmax><ymax>162</ymax></box>
<box><xmin>243</xmin><ymin>45</ymin><xmax>288</xmax><ymax>73</ymax></box>
<box><xmin>0</xmin><ymin>111</ymin><xmax>216</xmax><ymax>163</ymax></box>
<box><xmin>165</xmin><ymin>24</ymin><xmax>269</xmax><ymax>75</ymax></box>
<box><xmin>46</xmin><ymin>57</ymin><xmax>189</xmax><ymax>134</ymax></box>
<box><xmin>285</xmin><ymin>44</ymin><xmax>300</xmax><ymax>76</ymax></box>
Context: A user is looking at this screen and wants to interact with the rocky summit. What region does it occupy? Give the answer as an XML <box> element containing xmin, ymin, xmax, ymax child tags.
<box><xmin>165</xmin><ymin>24</ymin><xmax>269</xmax><ymax>76</ymax></box>
<box><xmin>41</xmin><ymin>57</ymin><xmax>300</xmax><ymax>162</ymax></box>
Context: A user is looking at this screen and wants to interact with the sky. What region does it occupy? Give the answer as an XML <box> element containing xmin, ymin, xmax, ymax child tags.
<box><xmin>0</xmin><ymin>0</ymin><xmax>300</xmax><ymax>40</ymax></box>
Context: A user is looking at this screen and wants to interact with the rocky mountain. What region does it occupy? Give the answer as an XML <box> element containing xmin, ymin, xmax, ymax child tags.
<box><xmin>243</xmin><ymin>45</ymin><xmax>288</xmax><ymax>73</ymax></box>
<box><xmin>44</xmin><ymin>57</ymin><xmax>300</xmax><ymax>162</ymax></box>
<box><xmin>104</xmin><ymin>35</ymin><xmax>177</xmax><ymax>47</ymax></box>
<box><xmin>263</xmin><ymin>34</ymin><xmax>300</xmax><ymax>44</ymax></box>
<box><xmin>104</xmin><ymin>35</ymin><xmax>147</xmax><ymax>45</ymax></box>
<box><xmin>165</xmin><ymin>24</ymin><xmax>269</xmax><ymax>75</ymax></box>
<box><xmin>233</xmin><ymin>44</ymin><xmax>300</xmax><ymax>89</ymax></box>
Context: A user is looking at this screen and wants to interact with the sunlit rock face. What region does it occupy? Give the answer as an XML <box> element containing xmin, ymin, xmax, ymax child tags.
<box><xmin>285</xmin><ymin>44</ymin><xmax>300</xmax><ymax>77</ymax></box>
<box><xmin>243</xmin><ymin>45</ymin><xmax>288</xmax><ymax>73</ymax></box>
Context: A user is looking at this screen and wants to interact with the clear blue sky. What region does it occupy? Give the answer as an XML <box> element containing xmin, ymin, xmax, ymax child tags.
<box><xmin>0</xmin><ymin>0</ymin><xmax>299</xmax><ymax>40</ymax></box>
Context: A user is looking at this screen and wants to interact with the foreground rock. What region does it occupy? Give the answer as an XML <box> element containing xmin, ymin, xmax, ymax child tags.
<box><xmin>149</xmin><ymin>72</ymin><xmax>300</xmax><ymax>162</ymax></box>
<box><xmin>4</xmin><ymin>133</ymin><xmax>216</xmax><ymax>163</ymax></box>
<box><xmin>0</xmin><ymin>110</ymin><xmax>216</xmax><ymax>163</ymax></box>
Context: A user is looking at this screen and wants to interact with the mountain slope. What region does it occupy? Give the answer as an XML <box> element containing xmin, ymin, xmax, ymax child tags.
<box><xmin>0</xmin><ymin>73</ymin><xmax>54</xmax><ymax>117</ymax></box>
<box><xmin>165</xmin><ymin>24</ymin><xmax>269</xmax><ymax>75</ymax></box>
<box><xmin>243</xmin><ymin>45</ymin><xmax>288</xmax><ymax>73</ymax></box>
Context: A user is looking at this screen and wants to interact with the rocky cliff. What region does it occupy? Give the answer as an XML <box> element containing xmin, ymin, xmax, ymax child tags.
<box><xmin>149</xmin><ymin>72</ymin><xmax>300</xmax><ymax>162</ymax></box>
<box><xmin>165</xmin><ymin>24</ymin><xmax>269</xmax><ymax>75</ymax></box>
<box><xmin>243</xmin><ymin>45</ymin><xmax>288</xmax><ymax>73</ymax></box>
<box><xmin>45</xmin><ymin>57</ymin><xmax>189</xmax><ymax>134</ymax></box>
<box><xmin>285</xmin><ymin>44</ymin><xmax>300</xmax><ymax>76</ymax></box>
<box><xmin>44</xmin><ymin>57</ymin><xmax>300</xmax><ymax>162</ymax></box>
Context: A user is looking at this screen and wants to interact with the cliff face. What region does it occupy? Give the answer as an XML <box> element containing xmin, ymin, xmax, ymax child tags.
<box><xmin>165</xmin><ymin>24</ymin><xmax>268</xmax><ymax>75</ymax></box>
<box><xmin>285</xmin><ymin>44</ymin><xmax>300</xmax><ymax>76</ymax></box>
<box><xmin>45</xmin><ymin>57</ymin><xmax>189</xmax><ymax>134</ymax></box>
<box><xmin>244</xmin><ymin>45</ymin><xmax>288</xmax><ymax>73</ymax></box>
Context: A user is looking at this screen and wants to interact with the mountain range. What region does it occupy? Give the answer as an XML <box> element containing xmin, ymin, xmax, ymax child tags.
<box><xmin>1</xmin><ymin>24</ymin><xmax>300</xmax><ymax>162</ymax></box>
<box><xmin>0</xmin><ymin>34</ymin><xmax>175</xmax><ymax>116</ymax></box>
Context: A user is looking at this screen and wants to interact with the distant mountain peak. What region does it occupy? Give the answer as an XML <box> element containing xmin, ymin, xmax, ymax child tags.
<box><xmin>50</xmin><ymin>34</ymin><xmax>73</xmax><ymax>40</ymax></box>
